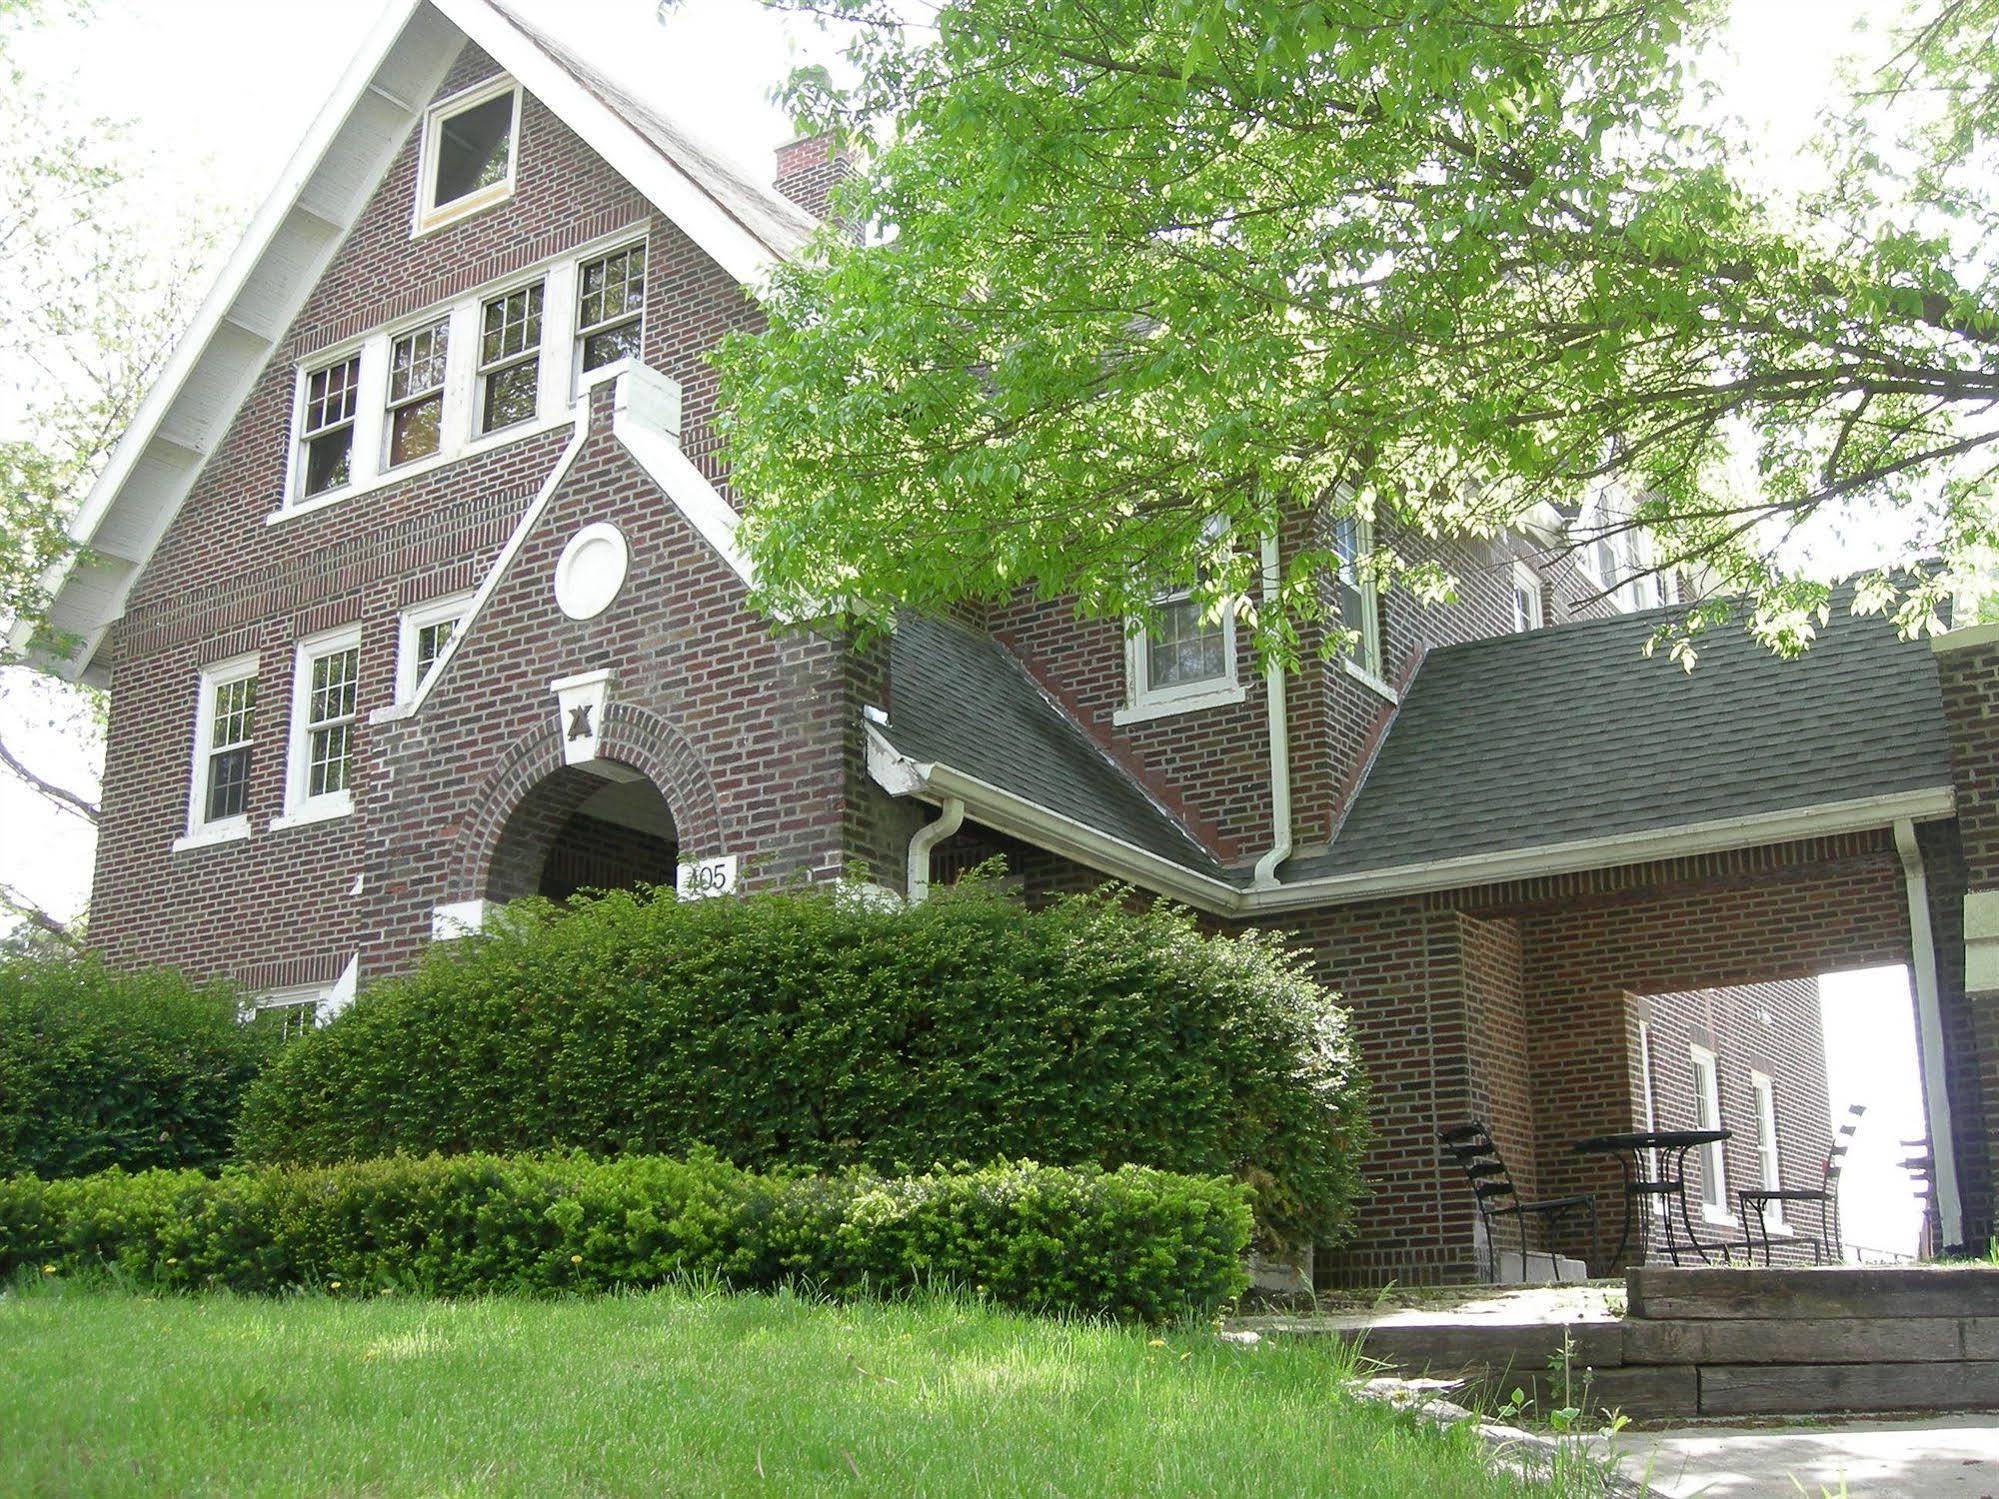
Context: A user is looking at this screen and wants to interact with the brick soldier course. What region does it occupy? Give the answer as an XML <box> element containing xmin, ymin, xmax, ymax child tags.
<box><xmin>22</xmin><ymin>0</ymin><xmax>1996</xmax><ymax>1282</ymax></box>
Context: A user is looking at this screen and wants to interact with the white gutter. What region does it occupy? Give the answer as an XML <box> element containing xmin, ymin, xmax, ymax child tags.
<box><xmin>867</xmin><ymin>721</ymin><xmax>1957</xmax><ymax>917</ymax></box>
<box><xmin>905</xmin><ymin>797</ymin><xmax>965</xmax><ymax>903</ymax></box>
<box><xmin>1894</xmin><ymin>817</ymin><xmax>1966</xmax><ymax>1249</ymax></box>
<box><xmin>1252</xmin><ymin>532</ymin><xmax>1293</xmax><ymax>889</ymax></box>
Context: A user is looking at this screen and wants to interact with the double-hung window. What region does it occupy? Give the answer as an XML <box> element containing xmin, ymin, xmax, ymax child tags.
<box><xmin>1751</xmin><ymin>1071</ymin><xmax>1784</xmax><ymax>1225</ymax></box>
<box><xmin>415</xmin><ymin>77</ymin><xmax>520</xmax><ymax>234</ymax></box>
<box><xmin>1116</xmin><ymin>521</ymin><xmax>1243</xmax><ymax>723</ymax></box>
<box><xmin>283</xmin><ymin>626</ymin><xmax>362</xmax><ymax>824</ymax></box>
<box><xmin>1511</xmin><ymin>561</ymin><xmax>1545</xmax><ymax>632</ymax></box>
<box><xmin>478</xmin><ymin>282</ymin><xmax>544</xmax><ymax>435</ymax></box>
<box><xmin>298</xmin><ymin>355</ymin><xmax>361</xmax><ymax>498</ymax></box>
<box><xmin>386</xmin><ymin>318</ymin><xmax>450</xmax><ymax>467</ymax></box>
<box><xmin>1332</xmin><ymin>513</ymin><xmax>1386</xmax><ymax>687</ymax></box>
<box><xmin>1689</xmin><ymin>1044</ymin><xmax>1728</xmax><ymax>1217</ymax></box>
<box><xmin>397</xmin><ymin>591</ymin><xmax>474</xmax><ymax>703</ymax></box>
<box><xmin>575</xmin><ymin>243</ymin><xmax>646</xmax><ymax>385</ymax></box>
<box><xmin>180</xmin><ymin>654</ymin><xmax>259</xmax><ymax>847</ymax></box>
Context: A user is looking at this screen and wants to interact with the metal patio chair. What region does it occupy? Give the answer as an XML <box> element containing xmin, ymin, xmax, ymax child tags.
<box><xmin>1739</xmin><ymin>1102</ymin><xmax>1865</xmax><ymax>1265</ymax></box>
<box><xmin>1441</xmin><ymin>1121</ymin><xmax>1598</xmax><ymax>1283</ymax></box>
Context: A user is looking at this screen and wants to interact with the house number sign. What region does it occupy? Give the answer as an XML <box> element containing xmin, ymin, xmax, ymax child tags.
<box><xmin>676</xmin><ymin>854</ymin><xmax>738</xmax><ymax>900</ymax></box>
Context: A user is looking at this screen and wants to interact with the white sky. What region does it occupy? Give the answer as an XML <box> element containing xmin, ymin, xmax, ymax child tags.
<box><xmin>0</xmin><ymin>0</ymin><xmax>1940</xmax><ymax>1255</ymax></box>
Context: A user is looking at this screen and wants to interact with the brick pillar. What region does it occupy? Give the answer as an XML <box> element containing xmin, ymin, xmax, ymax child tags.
<box><xmin>1932</xmin><ymin>630</ymin><xmax>1999</xmax><ymax>1247</ymax></box>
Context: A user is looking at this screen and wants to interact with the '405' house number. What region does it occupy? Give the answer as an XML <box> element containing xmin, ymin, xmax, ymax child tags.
<box><xmin>676</xmin><ymin>855</ymin><xmax>737</xmax><ymax>900</ymax></box>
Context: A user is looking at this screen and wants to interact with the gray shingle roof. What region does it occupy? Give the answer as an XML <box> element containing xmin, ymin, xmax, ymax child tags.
<box><xmin>1283</xmin><ymin>601</ymin><xmax>1955</xmax><ymax>883</ymax></box>
<box><xmin>881</xmin><ymin>615</ymin><xmax>1223</xmax><ymax>877</ymax></box>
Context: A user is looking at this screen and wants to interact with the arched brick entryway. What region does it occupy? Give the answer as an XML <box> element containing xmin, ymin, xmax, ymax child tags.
<box><xmin>449</xmin><ymin>703</ymin><xmax>724</xmax><ymax>903</ymax></box>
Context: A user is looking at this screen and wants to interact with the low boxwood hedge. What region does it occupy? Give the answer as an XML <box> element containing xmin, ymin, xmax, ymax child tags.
<box><xmin>0</xmin><ymin>952</ymin><xmax>272</xmax><ymax>1179</ymax></box>
<box><xmin>235</xmin><ymin>884</ymin><xmax>1367</xmax><ymax>1249</ymax></box>
<box><xmin>0</xmin><ymin>1153</ymin><xmax>1250</xmax><ymax>1321</ymax></box>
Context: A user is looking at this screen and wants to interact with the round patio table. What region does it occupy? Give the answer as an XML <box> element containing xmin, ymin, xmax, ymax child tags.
<box><xmin>1572</xmin><ymin>1128</ymin><xmax>1730</xmax><ymax>1269</ymax></box>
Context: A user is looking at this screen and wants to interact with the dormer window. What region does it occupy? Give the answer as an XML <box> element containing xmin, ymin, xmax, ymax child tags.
<box><xmin>415</xmin><ymin>77</ymin><xmax>520</xmax><ymax>234</ymax></box>
<box><xmin>298</xmin><ymin>355</ymin><xmax>360</xmax><ymax>498</ymax></box>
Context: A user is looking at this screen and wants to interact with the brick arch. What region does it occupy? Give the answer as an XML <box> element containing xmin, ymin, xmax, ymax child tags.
<box><xmin>448</xmin><ymin>703</ymin><xmax>724</xmax><ymax>902</ymax></box>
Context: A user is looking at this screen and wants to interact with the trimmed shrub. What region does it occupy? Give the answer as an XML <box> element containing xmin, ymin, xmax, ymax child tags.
<box><xmin>0</xmin><ymin>1153</ymin><xmax>1251</xmax><ymax>1320</ymax></box>
<box><xmin>236</xmin><ymin>885</ymin><xmax>1368</xmax><ymax>1247</ymax></box>
<box><xmin>0</xmin><ymin>952</ymin><xmax>273</xmax><ymax>1179</ymax></box>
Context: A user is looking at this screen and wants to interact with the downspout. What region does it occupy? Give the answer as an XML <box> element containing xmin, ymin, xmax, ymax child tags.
<box><xmin>906</xmin><ymin>796</ymin><xmax>965</xmax><ymax>904</ymax></box>
<box><xmin>1253</xmin><ymin>531</ymin><xmax>1293</xmax><ymax>888</ymax></box>
<box><xmin>1894</xmin><ymin>816</ymin><xmax>1966</xmax><ymax>1249</ymax></box>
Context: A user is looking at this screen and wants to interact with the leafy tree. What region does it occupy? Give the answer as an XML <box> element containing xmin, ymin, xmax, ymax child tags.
<box><xmin>714</xmin><ymin>0</ymin><xmax>1999</xmax><ymax>662</ymax></box>
<box><xmin>0</xmin><ymin>0</ymin><xmax>209</xmax><ymax>941</ymax></box>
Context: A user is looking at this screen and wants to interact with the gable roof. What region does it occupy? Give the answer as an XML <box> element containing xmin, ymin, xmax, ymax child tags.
<box><xmin>872</xmin><ymin>615</ymin><xmax>1225</xmax><ymax>881</ymax></box>
<box><xmin>17</xmin><ymin>0</ymin><xmax>815</xmax><ymax>686</ymax></box>
<box><xmin>1282</xmin><ymin>598</ymin><xmax>1957</xmax><ymax>885</ymax></box>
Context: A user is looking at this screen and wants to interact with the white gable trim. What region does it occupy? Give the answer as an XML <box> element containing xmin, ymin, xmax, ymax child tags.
<box><xmin>18</xmin><ymin>0</ymin><xmax>805</xmax><ymax>685</ymax></box>
<box><xmin>610</xmin><ymin>366</ymin><xmax>753</xmax><ymax>588</ymax></box>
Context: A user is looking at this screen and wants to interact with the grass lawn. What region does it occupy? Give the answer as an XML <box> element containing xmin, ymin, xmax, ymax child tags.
<box><xmin>0</xmin><ymin>1284</ymin><xmax>1581</xmax><ymax>1496</ymax></box>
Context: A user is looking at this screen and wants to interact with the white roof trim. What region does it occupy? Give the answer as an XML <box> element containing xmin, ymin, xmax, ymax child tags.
<box><xmin>21</xmin><ymin>0</ymin><xmax>808</xmax><ymax>685</ymax></box>
<box><xmin>610</xmin><ymin>365</ymin><xmax>753</xmax><ymax>588</ymax></box>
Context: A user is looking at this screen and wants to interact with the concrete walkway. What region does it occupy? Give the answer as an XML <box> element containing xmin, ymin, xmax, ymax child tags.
<box><xmin>1605</xmin><ymin>1415</ymin><xmax>1999</xmax><ymax>1497</ymax></box>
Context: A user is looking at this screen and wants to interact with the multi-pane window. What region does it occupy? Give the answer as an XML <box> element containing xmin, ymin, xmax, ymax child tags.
<box><xmin>1511</xmin><ymin>562</ymin><xmax>1545</xmax><ymax>632</ymax></box>
<box><xmin>386</xmin><ymin>318</ymin><xmax>450</xmax><ymax>466</ymax></box>
<box><xmin>299</xmin><ymin>356</ymin><xmax>360</xmax><ymax>497</ymax></box>
<box><xmin>478</xmin><ymin>282</ymin><xmax>544</xmax><ymax>434</ymax></box>
<box><xmin>419</xmin><ymin>81</ymin><xmax>519</xmax><ymax>229</ymax></box>
<box><xmin>1332</xmin><ymin>514</ymin><xmax>1385</xmax><ymax>681</ymax></box>
<box><xmin>303</xmin><ymin>643</ymin><xmax>360</xmax><ymax>801</ymax></box>
<box><xmin>1145</xmin><ymin>595</ymin><xmax>1228</xmax><ymax>692</ymax></box>
<box><xmin>398</xmin><ymin>591</ymin><xmax>473</xmax><ymax>704</ymax></box>
<box><xmin>1690</xmin><ymin>1045</ymin><xmax>1727</xmax><ymax>1211</ymax></box>
<box><xmin>576</xmin><ymin>244</ymin><xmax>646</xmax><ymax>378</ymax></box>
<box><xmin>202</xmin><ymin>674</ymin><xmax>257</xmax><ymax>824</ymax></box>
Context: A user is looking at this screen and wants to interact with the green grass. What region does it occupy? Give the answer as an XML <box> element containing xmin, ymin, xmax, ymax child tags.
<box><xmin>0</xmin><ymin>1284</ymin><xmax>1575</xmax><ymax>1496</ymax></box>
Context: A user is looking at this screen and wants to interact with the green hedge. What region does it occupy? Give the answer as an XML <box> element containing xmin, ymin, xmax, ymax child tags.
<box><xmin>0</xmin><ymin>1153</ymin><xmax>1251</xmax><ymax>1321</ymax></box>
<box><xmin>0</xmin><ymin>952</ymin><xmax>273</xmax><ymax>1179</ymax></box>
<box><xmin>235</xmin><ymin>885</ymin><xmax>1368</xmax><ymax>1248</ymax></box>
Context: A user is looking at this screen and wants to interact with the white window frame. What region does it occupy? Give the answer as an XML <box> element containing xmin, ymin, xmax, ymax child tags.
<box><xmin>253</xmin><ymin>980</ymin><xmax>332</xmax><ymax>1039</ymax></box>
<box><xmin>277</xmin><ymin>623</ymin><xmax>363</xmax><ymax>829</ymax></box>
<box><xmin>175</xmin><ymin>652</ymin><xmax>261</xmax><ymax>851</ymax></box>
<box><xmin>292</xmin><ymin>352</ymin><xmax>364</xmax><ymax>504</ymax></box>
<box><xmin>1689</xmin><ymin>1043</ymin><xmax>1732</xmax><ymax>1222</ymax></box>
<box><xmin>1751</xmin><ymin>1069</ymin><xmax>1788</xmax><ymax>1229</ymax></box>
<box><xmin>412</xmin><ymin>75</ymin><xmax>522</xmax><ymax>237</ymax></box>
<box><xmin>1511</xmin><ymin>560</ymin><xmax>1545</xmax><ymax>632</ymax></box>
<box><xmin>1114</xmin><ymin>593</ymin><xmax>1246</xmax><ymax>724</ymax></box>
<box><xmin>572</xmin><ymin>240</ymin><xmax>648</xmax><ymax>395</ymax></box>
<box><xmin>397</xmin><ymin>591</ymin><xmax>475</xmax><ymax>704</ymax></box>
<box><xmin>273</xmin><ymin>228</ymin><xmax>642</xmax><ymax>519</ymax></box>
<box><xmin>382</xmin><ymin>314</ymin><xmax>453</xmax><ymax>472</ymax></box>
<box><xmin>1333</xmin><ymin>513</ymin><xmax>1391</xmax><ymax>698</ymax></box>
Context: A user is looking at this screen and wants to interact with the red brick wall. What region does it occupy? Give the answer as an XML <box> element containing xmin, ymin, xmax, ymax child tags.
<box><xmin>88</xmin><ymin>46</ymin><xmax>849</xmax><ymax>987</ymax></box>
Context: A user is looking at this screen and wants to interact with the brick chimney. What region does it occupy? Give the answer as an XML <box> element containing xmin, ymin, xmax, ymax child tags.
<box><xmin>772</xmin><ymin>131</ymin><xmax>855</xmax><ymax>224</ymax></box>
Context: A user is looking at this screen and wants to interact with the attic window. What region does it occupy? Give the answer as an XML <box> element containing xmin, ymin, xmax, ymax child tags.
<box><xmin>415</xmin><ymin>78</ymin><xmax>520</xmax><ymax>233</ymax></box>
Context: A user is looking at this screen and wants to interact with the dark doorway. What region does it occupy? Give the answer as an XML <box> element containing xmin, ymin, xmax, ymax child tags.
<box><xmin>487</xmin><ymin>764</ymin><xmax>678</xmax><ymax>903</ymax></box>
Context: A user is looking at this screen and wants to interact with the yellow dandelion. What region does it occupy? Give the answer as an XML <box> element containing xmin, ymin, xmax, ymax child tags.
<box><xmin>1180</xmin><ymin>1352</ymin><xmax>1192</xmax><ymax>1361</ymax></box>
<box><xmin>1147</xmin><ymin>1338</ymin><xmax>1165</xmax><ymax>1348</ymax></box>
<box><xmin>165</xmin><ymin>1258</ymin><xmax>178</xmax><ymax>1266</ymax></box>
<box><xmin>40</xmin><ymin>1264</ymin><xmax>55</xmax><ymax>1275</ymax></box>
<box><xmin>329</xmin><ymin>1282</ymin><xmax>342</xmax><ymax>1290</ymax></box>
<box><xmin>570</xmin><ymin>1254</ymin><xmax>583</xmax><ymax>1265</ymax></box>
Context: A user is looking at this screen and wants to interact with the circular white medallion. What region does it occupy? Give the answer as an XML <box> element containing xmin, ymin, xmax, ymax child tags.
<box><xmin>554</xmin><ymin>522</ymin><xmax>629</xmax><ymax>621</ymax></box>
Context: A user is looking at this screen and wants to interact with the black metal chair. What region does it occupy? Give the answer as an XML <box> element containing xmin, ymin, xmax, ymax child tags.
<box><xmin>1739</xmin><ymin>1102</ymin><xmax>1865</xmax><ymax>1265</ymax></box>
<box><xmin>1902</xmin><ymin>1137</ymin><xmax>1940</xmax><ymax>1260</ymax></box>
<box><xmin>1441</xmin><ymin>1121</ymin><xmax>1598</xmax><ymax>1283</ymax></box>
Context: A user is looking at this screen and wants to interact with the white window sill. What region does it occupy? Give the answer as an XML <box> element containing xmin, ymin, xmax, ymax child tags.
<box><xmin>172</xmin><ymin>821</ymin><xmax>250</xmax><ymax>853</ymax></box>
<box><xmin>266</xmin><ymin>412</ymin><xmax>574</xmax><ymax>524</ymax></box>
<box><xmin>1701</xmin><ymin>1204</ymin><xmax>1738</xmax><ymax>1228</ymax></box>
<box><xmin>1341</xmin><ymin>657</ymin><xmax>1399</xmax><ymax>704</ymax></box>
<box><xmin>1112</xmin><ymin>680</ymin><xmax>1247</xmax><ymax>726</ymax></box>
<box><xmin>270</xmin><ymin>794</ymin><xmax>353</xmax><ymax>831</ymax></box>
<box><xmin>413</xmin><ymin>183</ymin><xmax>515</xmax><ymax>239</ymax></box>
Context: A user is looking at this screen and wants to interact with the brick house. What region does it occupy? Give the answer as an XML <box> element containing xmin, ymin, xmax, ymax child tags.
<box><xmin>18</xmin><ymin>0</ymin><xmax>1998</xmax><ymax>1283</ymax></box>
